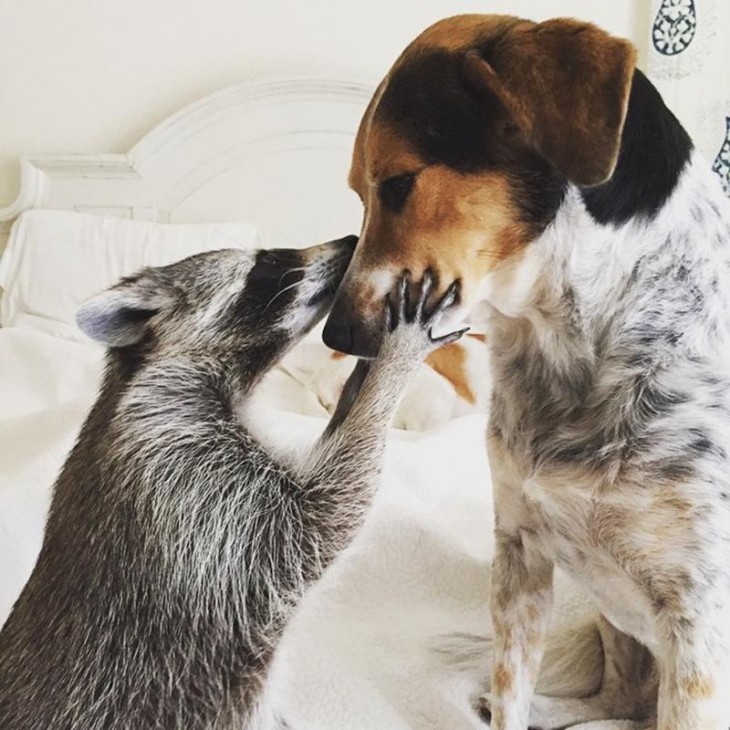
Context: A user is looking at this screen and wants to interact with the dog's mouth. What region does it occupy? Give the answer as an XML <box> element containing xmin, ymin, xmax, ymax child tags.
<box><xmin>323</xmin><ymin>268</ymin><xmax>467</xmax><ymax>358</ymax></box>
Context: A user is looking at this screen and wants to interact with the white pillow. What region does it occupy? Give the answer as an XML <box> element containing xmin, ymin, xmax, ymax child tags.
<box><xmin>0</xmin><ymin>210</ymin><xmax>259</xmax><ymax>342</ymax></box>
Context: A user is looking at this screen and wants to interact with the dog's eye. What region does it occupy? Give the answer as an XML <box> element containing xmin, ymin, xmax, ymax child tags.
<box><xmin>380</xmin><ymin>173</ymin><xmax>415</xmax><ymax>213</ymax></box>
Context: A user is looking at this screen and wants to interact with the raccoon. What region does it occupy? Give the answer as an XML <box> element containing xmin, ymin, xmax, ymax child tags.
<box><xmin>0</xmin><ymin>236</ymin><xmax>464</xmax><ymax>730</ymax></box>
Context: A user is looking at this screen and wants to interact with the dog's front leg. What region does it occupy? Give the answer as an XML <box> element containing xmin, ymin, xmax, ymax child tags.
<box><xmin>487</xmin><ymin>527</ymin><xmax>554</xmax><ymax>730</ymax></box>
<box><xmin>478</xmin><ymin>435</ymin><xmax>555</xmax><ymax>729</ymax></box>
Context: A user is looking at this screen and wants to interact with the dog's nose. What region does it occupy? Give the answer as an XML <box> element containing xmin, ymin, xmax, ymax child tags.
<box><xmin>322</xmin><ymin>319</ymin><xmax>354</xmax><ymax>353</ymax></box>
<box><xmin>323</xmin><ymin>311</ymin><xmax>382</xmax><ymax>358</ymax></box>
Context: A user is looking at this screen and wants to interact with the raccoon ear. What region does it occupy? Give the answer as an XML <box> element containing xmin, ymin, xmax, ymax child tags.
<box><xmin>76</xmin><ymin>276</ymin><xmax>172</xmax><ymax>347</ymax></box>
<box><xmin>463</xmin><ymin>19</ymin><xmax>636</xmax><ymax>186</ymax></box>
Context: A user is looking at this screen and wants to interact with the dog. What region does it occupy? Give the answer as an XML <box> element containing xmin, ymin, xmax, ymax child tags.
<box><xmin>322</xmin><ymin>14</ymin><xmax>730</xmax><ymax>730</ymax></box>
<box><xmin>0</xmin><ymin>237</ymin><xmax>464</xmax><ymax>730</ymax></box>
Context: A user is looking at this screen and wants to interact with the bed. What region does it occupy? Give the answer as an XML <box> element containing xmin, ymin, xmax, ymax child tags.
<box><xmin>0</xmin><ymin>77</ymin><xmax>608</xmax><ymax>729</ymax></box>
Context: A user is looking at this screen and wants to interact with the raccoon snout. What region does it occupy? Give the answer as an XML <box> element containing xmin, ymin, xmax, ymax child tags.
<box><xmin>303</xmin><ymin>235</ymin><xmax>358</xmax><ymax>302</ymax></box>
<box><xmin>308</xmin><ymin>234</ymin><xmax>358</xmax><ymax>271</ymax></box>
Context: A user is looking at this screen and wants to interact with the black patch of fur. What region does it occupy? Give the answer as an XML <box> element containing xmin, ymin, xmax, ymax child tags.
<box><xmin>581</xmin><ymin>70</ymin><xmax>693</xmax><ymax>225</ymax></box>
<box><xmin>378</xmin><ymin>50</ymin><xmax>498</xmax><ymax>173</ymax></box>
<box><xmin>242</xmin><ymin>248</ymin><xmax>305</xmax><ymax>319</ymax></box>
<box><xmin>377</xmin><ymin>49</ymin><xmax>567</xmax><ymax>236</ymax></box>
<box><xmin>209</xmin><ymin>249</ymin><xmax>308</xmax><ymax>358</ymax></box>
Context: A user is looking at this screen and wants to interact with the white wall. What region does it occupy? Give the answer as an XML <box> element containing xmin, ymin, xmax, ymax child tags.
<box><xmin>0</xmin><ymin>0</ymin><xmax>652</xmax><ymax>216</ymax></box>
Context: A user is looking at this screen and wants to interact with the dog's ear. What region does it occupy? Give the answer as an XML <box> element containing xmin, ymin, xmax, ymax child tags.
<box><xmin>76</xmin><ymin>273</ymin><xmax>173</xmax><ymax>347</ymax></box>
<box><xmin>463</xmin><ymin>19</ymin><xmax>636</xmax><ymax>186</ymax></box>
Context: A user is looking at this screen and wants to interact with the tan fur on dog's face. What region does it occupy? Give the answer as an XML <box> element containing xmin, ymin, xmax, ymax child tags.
<box><xmin>322</xmin><ymin>14</ymin><xmax>636</xmax><ymax>357</ymax></box>
<box><xmin>349</xmin><ymin>154</ymin><xmax>528</xmax><ymax>324</ymax></box>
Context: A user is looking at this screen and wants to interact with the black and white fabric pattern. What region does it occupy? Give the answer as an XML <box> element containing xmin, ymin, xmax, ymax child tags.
<box><xmin>649</xmin><ymin>0</ymin><xmax>730</xmax><ymax>196</ymax></box>
<box><xmin>652</xmin><ymin>0</ymin><xmax>697</xmax><ymax>56</ymax></box>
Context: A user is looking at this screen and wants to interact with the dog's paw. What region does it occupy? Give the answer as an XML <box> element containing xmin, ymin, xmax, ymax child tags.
<box><xmin>474</xmin><ymin>692</ymin><xmax>601</xmax><ymax>730</ymax></box>
<box><xmin>570</xmin><ymin>720</ymin><xmax>656</xmax><ymax>730</ymax></box>
<box><xmin>527</xmin><ymin>694</ymin><xmax>584</xmax><ymax>729</ymax></box>
<box><xmin>381</xmin><ymin>270</ymin><xmax>467</xmax><ymax>360</ymax></box>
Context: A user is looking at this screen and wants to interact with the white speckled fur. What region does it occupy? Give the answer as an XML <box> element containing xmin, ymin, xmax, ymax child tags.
<box><xmin>482</xmin><ymin>156</ymin><xmax>730</xmax><ymax>729</ymax></box>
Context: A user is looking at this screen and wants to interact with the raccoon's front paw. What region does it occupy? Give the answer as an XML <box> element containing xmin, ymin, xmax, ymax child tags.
<box><xmin>382</xmin><ymin>271</ymin><xmax>468</xmax><ymax>359</ymax></box>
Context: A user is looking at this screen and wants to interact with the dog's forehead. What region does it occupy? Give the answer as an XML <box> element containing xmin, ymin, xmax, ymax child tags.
<box><xmin>405</xmin><ymin>13</ymin><xmax>525</xmax><ymax>52</ymax></box>
<box><xmin>352</xmin><ymin>118</ymin><xmax>420</xmax><ymax>185</ymax></box>
<box><xmin>351</xmin><ymin>14</ymin><xmax>527</xmax><ymax>185</ymax></box>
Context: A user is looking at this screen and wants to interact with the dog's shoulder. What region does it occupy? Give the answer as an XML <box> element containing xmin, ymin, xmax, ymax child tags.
<box><xmin>491</xmin><ymin>157</ymin><xmax>730</xmax><ymax>488</ymax></box>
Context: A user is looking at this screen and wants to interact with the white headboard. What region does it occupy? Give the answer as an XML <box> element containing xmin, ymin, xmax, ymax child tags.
<box><xmin>0</xmin><ymin>78</ymin><xmax>373</xmax><ymax>249</ymax></box>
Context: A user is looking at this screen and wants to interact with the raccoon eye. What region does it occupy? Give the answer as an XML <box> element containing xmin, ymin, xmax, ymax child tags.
<box><xmin>255</xmin><ymin>249</ymin><xmax>300</xmax><ymax>270</ymax></box>
<box><xmin>249</xmin><ymin>249</ymin><xmax>303</xmax><ymax>286</ymax></box>
<box><xmin>258</xmin><ymin>250</ymin><xmax>283</xmax><ymax>266</ymax></box>
<box><xmin>379</xmin><ymin>173</ymin><xmax>415</xmax><ymax>213</ymax></box>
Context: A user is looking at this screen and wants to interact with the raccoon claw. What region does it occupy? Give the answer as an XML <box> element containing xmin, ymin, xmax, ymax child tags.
<box><xmin>384</xmin><ymin>271</ymin><xmax>466</xmax><ymax>354</ymax></box>
<box><xmin>430</xmin><ymin>326</ymin><xmax>470</xmax><ymax>347</ymax></box>
<box><xmin>413</xmin><ymin>268</ymin><xmax>435</xmax><ymax>320</ymax></box>
<box><xmin>393</xmin><ymin>272</ymin><xmax>408</xmax><ymax>326</ymax></box>
<box><xmin>431</xmin><ymin>279</ymin><xmax>460</xmax><ymax>319</ymax></box>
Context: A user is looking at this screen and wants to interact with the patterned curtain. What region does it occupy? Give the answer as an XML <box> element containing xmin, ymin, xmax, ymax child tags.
<box><xmin>648</xmin><ymin>0</ymin><xmax>730</xmax><ymax>195</ymax></box>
